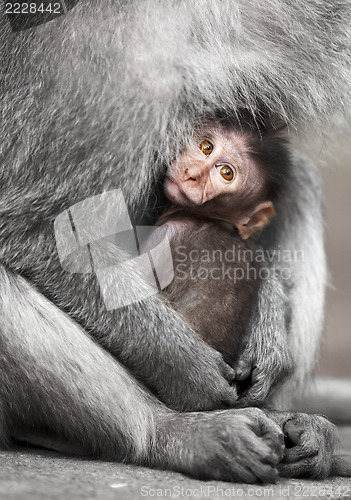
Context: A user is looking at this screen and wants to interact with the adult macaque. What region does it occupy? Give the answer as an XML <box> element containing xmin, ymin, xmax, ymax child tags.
<box><xmin>0</xmin><ymin>0</ymin><xmax>351</xmax><ymax>483</ymax></box>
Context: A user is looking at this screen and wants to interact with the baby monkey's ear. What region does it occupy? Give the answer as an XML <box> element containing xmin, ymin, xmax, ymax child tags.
<box><xmin>236</xmin><ymin>201</ymin><xmax>276</xmax><ymax>240</ymax></box>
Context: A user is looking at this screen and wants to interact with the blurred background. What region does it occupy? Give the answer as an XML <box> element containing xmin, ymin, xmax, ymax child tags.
<box><xmin>315</xmin><ymin>139</ymin><xmax>351</xmax><ymax>377</ymax></box>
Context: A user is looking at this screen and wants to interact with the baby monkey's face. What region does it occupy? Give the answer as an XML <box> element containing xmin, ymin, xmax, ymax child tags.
<box><xmin>164</xmin><ymin>123</ymin><xmax>275</xmax><ymax>239</ymax></box>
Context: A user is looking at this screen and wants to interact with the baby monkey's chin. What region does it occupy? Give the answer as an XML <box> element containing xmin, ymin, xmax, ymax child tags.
<box><xmin>164</xmin><ymin>177</ymin><xmax>194</xmax><ymax>207</ymax></box>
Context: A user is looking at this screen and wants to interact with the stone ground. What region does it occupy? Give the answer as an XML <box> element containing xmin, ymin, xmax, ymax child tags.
<box><xmin>1</xmin><ymin>378</ymin><xmax>351</xmax><ymax>500</ymax></box>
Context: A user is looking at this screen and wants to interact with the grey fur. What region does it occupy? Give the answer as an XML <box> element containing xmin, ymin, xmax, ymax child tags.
<box><xmin>0</xmin><ymin>0</ymin><xmax>349</xmax><ymax>482</ymax></box>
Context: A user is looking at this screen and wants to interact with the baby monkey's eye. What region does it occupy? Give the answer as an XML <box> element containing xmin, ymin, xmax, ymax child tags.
<box><xmin>216</xmin><ymin>164</ymin><xmax>236</xmax><ymax>181</ymax></box>
<box><xmin>198</xmin><ymin>139</ymin><xmax>213</xmax><ymax>156</ymax></box>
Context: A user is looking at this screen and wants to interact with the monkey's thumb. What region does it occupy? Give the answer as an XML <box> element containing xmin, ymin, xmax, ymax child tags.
<box><xmin>331</xmin><ymin>454</ymin><xmax>351</xmax><ymax>477</ymax></box>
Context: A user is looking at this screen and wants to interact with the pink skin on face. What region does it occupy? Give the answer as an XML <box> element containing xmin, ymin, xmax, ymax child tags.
<box><xmin>164</xmin><ymin>124</ymin><xmax>264</xmax><ymax>221</ymax></box>
<box><xmin>163</xmin><ymin>124</ymin><xmax>277</xmax><ymax>240</ymax></box>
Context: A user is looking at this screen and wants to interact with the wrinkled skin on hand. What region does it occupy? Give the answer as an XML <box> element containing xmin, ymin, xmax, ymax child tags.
<box><xmin>266</xmin><ymin>411</ymin><xmax>336</xmax><ymax>479</ymax></box>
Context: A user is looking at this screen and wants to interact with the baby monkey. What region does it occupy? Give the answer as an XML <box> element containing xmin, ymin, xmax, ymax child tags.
<box><xmin>147</xmin><ymin>118</ymin><xmax>290</xmax><ymax>369</ymax></box>
<box><xmin>163</xmin><ymin>120</ymin><xmax>282</xmax><ymax>240</ymax></box>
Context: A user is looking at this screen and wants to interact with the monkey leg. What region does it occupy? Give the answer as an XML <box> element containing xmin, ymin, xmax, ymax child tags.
<box><xmin>0</xmin><ymin>265</ymin><xmax>154</xmax><ymax>461</ymax></box>
<box><xmin>266</xmin><ymin>411</ymin><xmax>336</xmax><ymax>479</ymax></box>
<box><xmin>0</xmin><ymin>265</ymin><xmax>285</xmax><ymax>483</ymax></box>
<box><xmin>235</xmin><ymin>273</ymin><xmax>293</xmax><ymax>406</ymax></box>
<box><xmin>257</xmin><ymin>156</ymin><xmax>327</xmax><ymax>408</ymax></box>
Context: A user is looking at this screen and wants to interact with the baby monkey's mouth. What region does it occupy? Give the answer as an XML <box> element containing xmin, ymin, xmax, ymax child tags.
<box><xmin>164</xmin><ymin>176</ymin><xmax>207</xmax><ymax>207</ymax></box>
<box><xmin>163</xmin><ymin>176</ymin><xmax>193</xmax><ymax>207</ymax></box>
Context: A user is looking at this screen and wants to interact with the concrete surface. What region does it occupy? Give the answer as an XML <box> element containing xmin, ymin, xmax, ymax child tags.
<box><xmin>295</xmin><ymin>376</ymin><xmax>351</xmax><ymax>425</ymax></box>
<box><xmin>318</xmin><ymin>142</ymin><xmax>351</xmax><ymax>378</ymax></box>
<box><xmin>0</xmin><ymin>426</ymin><xmax>350</xmax><ymax>500</ymax></box>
